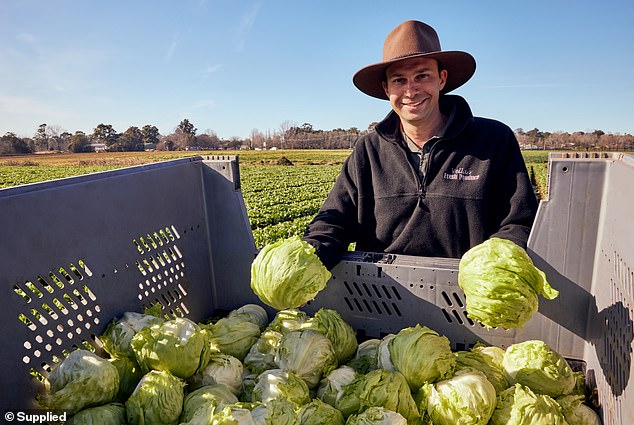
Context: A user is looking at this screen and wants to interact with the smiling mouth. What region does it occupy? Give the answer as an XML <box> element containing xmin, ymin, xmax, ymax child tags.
<box><xmin>402</xmin><ymin>99</ymin><xmax>425</xmax><ymax>108</ymax></box>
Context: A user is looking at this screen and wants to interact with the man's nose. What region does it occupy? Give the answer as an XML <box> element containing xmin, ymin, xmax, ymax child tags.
<box><xmin>404</xmin><ymin>80</ymin><xmax>419</xmax><ymax>96</ymax></box>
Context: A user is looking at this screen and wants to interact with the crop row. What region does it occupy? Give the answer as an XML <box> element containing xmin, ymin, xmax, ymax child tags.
<box><xmin>241</xmin><ymin>165</ymin><xmax>339</xmax><ymax>192</ymax></box>
<box><xmin>0</xmin><ymin>165</ymin><xmax>121</xmax><ymax>188</ymax></box>
<box><xmin>242</xmin><ymin>162</ymin><xmax>549</xmax><ymax>247</ymax></box>
<box><xmin>528</xmin><ymin>163</ymin><xmax>549</xmax><ymax>199</ymax></box>
<box><xmin>240</xmin><ymin>165</ymin><xmax>339</xmax><ymax>246</ymax></box>
<box><xmin>0</xmin><ymin>158</ymin><xmax>549</xmax><ymax>248</ymax></box>
<box><xmin>251</xmin><ymin>216</ymin><xmax>316</xmax><ymax>249</ymax></box>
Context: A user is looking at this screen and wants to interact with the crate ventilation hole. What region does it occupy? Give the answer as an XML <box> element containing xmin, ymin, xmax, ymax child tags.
<box><xmin>133</xmin><ymin>225</ymin><xmax>190</xmax><ymax>318</ymax></box>
<box><xmin>438</xmin><ymin>290</ymin><xmax>481</xmax><ymax>328</ymax></box>
<box><xmin>340</xmin><ymin>278</ymin><xmax>489</xmax><ymax>329</ymax></box>
<box><xmin>13</xmin><ymin>260</ymin><xmax>100</xmax><ymax>382</ymax></box>
<box><xmin>596</xmin><ymin>249</ymin><xmax>634</xmax><ymax>424</ymax></box>
<box><xmin>341</xmin><ymin>280</ymin><xmax>403</xmax><ymax>317</ymax></box>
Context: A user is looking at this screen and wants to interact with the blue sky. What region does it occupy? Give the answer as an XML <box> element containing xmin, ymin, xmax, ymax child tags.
<box><xmin>1</xmin><ymin>0</ymin><xmax>633</xmax><ymax>139</ymax></box>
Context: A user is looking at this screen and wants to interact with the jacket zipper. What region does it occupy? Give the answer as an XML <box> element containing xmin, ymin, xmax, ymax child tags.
<box><xmin>418</xmin><ymin>137</ymin><xmax>443</xmax><ymax>206</ymax></box>
<box><xmin>421</xmin><ymin>137</ymin><xmax>441</xmax><ymax>185</ymax></box>
<box><xmin>398</xmin><ymin>142</ymin><xmax>427</xmax><ymax>207</ymax></box>
<box><xmin>417</xmin><ymin>180</ymin><xmax>425</xmax><ymax>207</ymax></box>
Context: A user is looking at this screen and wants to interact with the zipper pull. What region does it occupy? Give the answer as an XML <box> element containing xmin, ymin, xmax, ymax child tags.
<box><xmin>417</xmin><ymin>185</ymin><xmax>426</xmax><ymax>207</ymax></box>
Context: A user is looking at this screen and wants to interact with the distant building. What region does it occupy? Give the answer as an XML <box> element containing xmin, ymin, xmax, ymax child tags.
<box><xmin>88</xmin><ymin>143</ymin><xmax>106</xmax><ymax>152</ymax></box>
<box><xmin>518</xmin><ymin>142</ymin><xmax>540</xmax><ymax>150</ymax></box>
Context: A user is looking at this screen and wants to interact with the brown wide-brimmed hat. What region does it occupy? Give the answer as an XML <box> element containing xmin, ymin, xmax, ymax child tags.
<box><xmin>353</xmin><ymin>20</ymin><xmax>476</xmax><ymax>99</ymax></box>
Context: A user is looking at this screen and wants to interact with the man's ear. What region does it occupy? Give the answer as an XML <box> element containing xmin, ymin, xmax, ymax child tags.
<box><xmin>439</xmin><ymin>69</ymin><xmax>448</xmax><ymax>91</ymax></box>
<box><xmin>382</xmin><ymin>80</ymin><xmax>389</xmax><ymax>97</ymax></box>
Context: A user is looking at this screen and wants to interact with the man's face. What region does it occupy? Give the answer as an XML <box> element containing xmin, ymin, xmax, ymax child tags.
<box><xmin>382</xmin><ymin>57</ymin><xmax>448</xmax><ymax>127</ymax></box>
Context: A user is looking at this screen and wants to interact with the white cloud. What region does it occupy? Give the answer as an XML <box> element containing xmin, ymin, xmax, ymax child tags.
<box><xmin>1</xmin><ymin>35</ymin><xmax>112</xmax><ymax>95</ymax></box>
<box><xmin>203</xmin><ymin>63</ymin><xmax>223</xmax><ymax>77</ymax></box>
<box><xmin>35</xmin><ymin>47</ymin><xmax>111</xmax><ymax>94</ymax></box>
<box><xmin>0</xmin><ymin>94</ymin><xmax>75</xmax><ymax>134</ymax></box>
<box><xmin>166</xmin><ymin>33</ymin><xmax>180</xmax><ymax>61</ymax></box>
<box><xmin>15</xmin><ymin>32</ymin><xmax>37</xmax><ymax>44</ymax></box>
<box><xmin>189</xmin><ymin>99</ymin><xmax>215</xmax><ymax>110</ymax></box>
<box><xmin>235</xmin><ymin>0</ymin><xmax>263</xmax><ymax>51</ymax></box>
<box><xmin>1</xmin><ymin>95</ymin><xmax>52</xmax><ymax>114</ymax></box>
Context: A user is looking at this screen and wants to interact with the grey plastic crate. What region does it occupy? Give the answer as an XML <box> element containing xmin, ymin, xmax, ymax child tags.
<box><xmin>1</xmin><ymin>153</ymin><xmax>632</xmax><ymax>424</ymax></box>
<box><xmin>0</xmin><ymin>156</ymin><xmax>261</xmax><ymax>409</ymax></box>
<box><xmin>527</xmin><ymin>152</ymin><xmax>634</xmax><ymax>425</ymax></box>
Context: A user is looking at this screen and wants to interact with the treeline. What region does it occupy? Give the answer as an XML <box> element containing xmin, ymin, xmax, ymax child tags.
<box><xmin>1</xmin><ymin>120</ymin><xmax>633</xmax><ymax>155</ymax></box>
<box><xmin>515</xmin><ymin>128</ymin><xmax>634</xmax><ymax>151</ymax></box>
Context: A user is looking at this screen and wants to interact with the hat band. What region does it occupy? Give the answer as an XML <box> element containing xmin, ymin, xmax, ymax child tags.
<box><xmin>386</xmin><ymin>51</ymin><xmax>438</xmax><ymax>62</ymax></box>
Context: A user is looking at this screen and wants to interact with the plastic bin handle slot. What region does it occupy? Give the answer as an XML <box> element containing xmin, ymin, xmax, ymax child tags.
<box><xmin>361</xmin><ymin>252</ymin><xmax>396</xmax><ymax>264</ymax></box>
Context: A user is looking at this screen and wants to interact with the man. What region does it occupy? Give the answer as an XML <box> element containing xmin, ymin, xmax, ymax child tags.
<box><xmin>303</xmin><ymin>20</ymin><xmax>538</xmax><ymax>270</ymax></box>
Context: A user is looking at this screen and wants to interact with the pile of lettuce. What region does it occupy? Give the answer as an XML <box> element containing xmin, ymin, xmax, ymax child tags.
<box><xmin>38</xmin><ymin>303</ymin><xmax>601</xmax><ymax>425</ymax></box>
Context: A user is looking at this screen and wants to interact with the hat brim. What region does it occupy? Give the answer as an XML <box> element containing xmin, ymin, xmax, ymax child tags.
<box><xmin>352</xmin><ymin>51</ymin><xmax>476</xmax><ymax>100</ymax></box>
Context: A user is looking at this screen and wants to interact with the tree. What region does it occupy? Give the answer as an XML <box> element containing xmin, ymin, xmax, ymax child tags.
<box><xmin>250</xmin><ymin>128</ymin><xmax>266</xmax><ymax>149</ymax></box>
<box><xmin>226</xmin><ymin>136</ymin><xmax>242</xmax><ymax>150</ymax></box>
<box><xmin>33</xmin><ymin>123</ymin><xmax>49</xmax><ymax>151</ymax></box>
<box><xmin>92</xmin><ymin>124</ymin><xmax>119</xmax><ymax>149</ymax></box>
<box><xmin>58</xmin><ymin>131</ymin><xmax>73</xmax><ymax>152</ymax></box>
<box><xmin>68</xmin><ymin>131</ymin><xmax>91</xmax><ymax>153</ymax></box>
<box><xmin>175</xmin><ymin>119</ymin><xmax>197</xmax><ymax>149</ymax></box>
<box><xmin>177</xmin><ymin>119</ymin><xmax>196</xmax><ymax>135</ymax></box>
<box><xmin>46</xmin><ymin>125</ymin><xmax>68</xmax><ymax>152</ymax></box>
<box><xmin>196</xmin><ymin>130</ymin><xmax>220</xmax><ymax>149</ymax></box>
<box><xmin>279</xmin><ymin>120</ymin><xmax>296</xmax><ymax>149</ymax></box>
<box><xmin>592</xmin><ymin>130</ymin><xmax>605</xmax><ymax>137</ymax></box>
<box><xmin>117</xmin><ymin>126</ymin><xmax>144</xmax><ymax>151</ymax></box>
<box><xmin>525</xmin><ymin>128</ymin><xmax>548</xmax><ymax>150</ymax></box>
<box><xmin>159</xmin><ymin>138</ymin><xmax>176</xmax><ymax>151</ymax></box>
<box><xmin>0</xmin><ymin>132</ymin><xmax>32</xmax><ymax>154</ymax></box>
<box><xmin>34</xmin><ymin>124</ymin><xmax>68</xmax><ymax>152</ymax></box>
<box><xmin>141</xmin><ymin>125</ymin><xmax>160</xmax><ymax>145</ymax></box>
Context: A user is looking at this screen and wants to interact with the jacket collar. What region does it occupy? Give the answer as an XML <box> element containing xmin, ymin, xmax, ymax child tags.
<box><xmin>375</xmin><ymin>94</ymin><xmax>474</xmax><ymax>144</ymax></box>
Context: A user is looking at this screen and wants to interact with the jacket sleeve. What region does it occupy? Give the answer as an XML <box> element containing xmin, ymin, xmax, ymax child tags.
<box><xmin>488</xmin><ymin>127</ymin><xmax>539</xmax><ymax>249</ymax></box>
<box><xmin>302</xmin><ymin>149</ymin><xmax>362</xmax><ymax>270</ymax></box>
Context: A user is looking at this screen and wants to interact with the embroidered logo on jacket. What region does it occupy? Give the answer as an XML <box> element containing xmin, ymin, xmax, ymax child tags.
<box><xmin>443</xmin><ymin>167</ymin><xmax>480</xmax><ymax>181</ymax></box>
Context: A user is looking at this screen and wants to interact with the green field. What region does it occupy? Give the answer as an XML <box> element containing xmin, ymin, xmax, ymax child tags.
<box><xmin>1</xmin><ymin>149</ymin><xmax>550</xmax><ymax>247</ymax></box>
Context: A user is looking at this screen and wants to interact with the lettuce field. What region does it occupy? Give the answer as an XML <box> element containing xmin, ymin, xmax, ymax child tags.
<box><xmin>0</xmin><ymin>150</ymin><xmax>550</xmax><ymax>247</ymax></box>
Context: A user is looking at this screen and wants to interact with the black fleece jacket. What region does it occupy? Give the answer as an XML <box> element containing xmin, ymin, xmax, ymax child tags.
<box><xmin>303</xmin><ymin>95</ymin><xmax>538</xmax><ymax>270</ymax></box>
